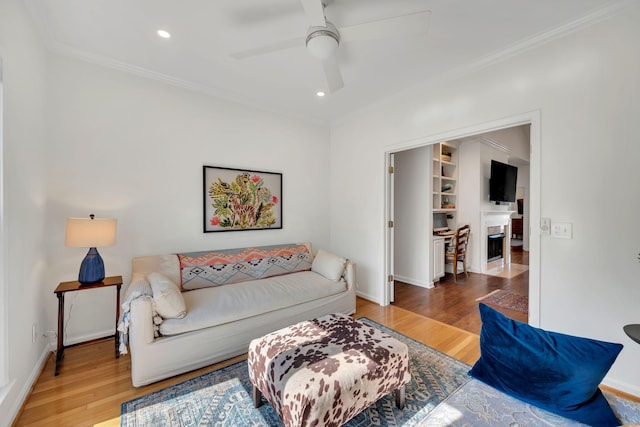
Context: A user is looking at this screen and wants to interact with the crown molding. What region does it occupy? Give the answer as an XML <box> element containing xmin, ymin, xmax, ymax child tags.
<box><xmin>338</xmin><ymin>0</ymin><xmax>636</xmax><ymax>126</ymax></box>
<box><xmin>458</xmin><ymin>0</ymin><xmax>635</xmax><ymax>75</ymax></box>
<box><xmin>24</xmin><ymin>0</ymin><xmax>635</xmax><ymax>127</ymax></box>
<box><xmin>50</xmin><ymin>41</ymin><xmax>328</xmax><ymax>126</ymax></box>
<box><xmin>480</xmin><ymin>137</ymin><xmax>511</xmax><ymax>154</ymax></box>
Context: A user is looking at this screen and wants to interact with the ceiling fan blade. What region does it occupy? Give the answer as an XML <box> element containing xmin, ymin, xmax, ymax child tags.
<box><xmin>321</xmin><ymin>55</ymin><xmax>344</xmax><ymax>93</ymax></box>
<box><xmin>339</xmin><ymin>10</ymin><xmax>431</xmax><ymax>42</ymax></box>
<box><xmin>230</xmin><ymin>37</ymin><xmax>304</xmax><ymax>60</ymax></box>
<box><xmin>300</xmin><ymin>0</ymin><xmax>326</xmax><ymax>27</ymax></box>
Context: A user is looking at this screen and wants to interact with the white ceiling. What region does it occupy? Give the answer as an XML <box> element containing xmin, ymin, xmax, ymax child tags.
<box><xmin>26</xmin><ymin>0</ymin><xmax>625</xmax><ymax>124</ymax></box>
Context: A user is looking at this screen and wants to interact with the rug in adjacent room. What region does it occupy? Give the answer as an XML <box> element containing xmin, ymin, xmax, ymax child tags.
<box><xmin>120</xmin><ymin>318</ymin><xmax>471</xmax><ymax>427</ymax></box>
<box><xmin>476</xmin><ymin>289</ymin><xmax>529</xmax><ymax>313</ymax></box>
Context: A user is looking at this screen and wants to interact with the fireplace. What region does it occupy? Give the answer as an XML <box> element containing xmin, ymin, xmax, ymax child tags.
<box><xmin>480</xmin><ymin>211</ymin><xmax>514</xmax><ymax>274</ymax></box>
<box><xmin>487</xmin><ymin>232</ymin><xmax>505</xmax><ymax>262</ymax></box>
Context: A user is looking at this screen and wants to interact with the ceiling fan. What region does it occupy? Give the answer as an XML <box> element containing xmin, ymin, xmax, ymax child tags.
<box><xmin>230</xmin><ymin>0</ymin><xmax>431</xmax><ymax>93</ymax></box>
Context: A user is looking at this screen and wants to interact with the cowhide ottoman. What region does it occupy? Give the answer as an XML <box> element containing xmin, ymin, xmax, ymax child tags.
<box><xmin>248</xmin><ymin>313</ymin><xmax>411</xmax><ymax>427</ymax></box>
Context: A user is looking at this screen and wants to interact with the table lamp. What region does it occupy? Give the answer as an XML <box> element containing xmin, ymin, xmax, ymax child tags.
<box><xmin>65</xmin><ymin>214</ymin><xmax>117</xmax><ymax>284</ymax></box>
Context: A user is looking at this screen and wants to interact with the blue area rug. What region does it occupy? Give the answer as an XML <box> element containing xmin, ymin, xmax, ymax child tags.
<box><xmin>120</xmin><ymin>318</ymin><xmax>472</xmax><ymax>426</ymax></box>
<box><xmin>424</xmin><ymin>377</ymin><xmax>640</xmax><ymax>426</ymax></box>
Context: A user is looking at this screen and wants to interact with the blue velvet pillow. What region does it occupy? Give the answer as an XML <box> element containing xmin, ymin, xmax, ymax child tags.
<box><xmin>469</xmin><ymin>303</ymin><xmax>623</xmax><ymax>426</ymax></box>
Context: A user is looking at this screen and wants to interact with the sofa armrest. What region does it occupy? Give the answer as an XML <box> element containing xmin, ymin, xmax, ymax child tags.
<box><xmin>344</xmin><ymin>261</ymin><xmax>357</xmax><ymax>290</ymax></box>
<box><xmin>129</xmin><ymin>296</ymin><xmax>157</xmax><ymax>346</ymax></box>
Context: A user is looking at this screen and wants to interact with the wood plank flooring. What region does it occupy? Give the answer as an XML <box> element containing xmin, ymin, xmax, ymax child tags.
<box><xmin>392</xmin><ymin>245</ymin><xmax>529</xmax><ymax>335</ymax></box>
<box><xmin>14</xmin><ymin>246</ymin><xmax>638</xmax><ymax>426</ymax></box>
<box><xmin>12</xmin><ymin>299</ymin><xmax>480</xmax><ymax>427</ymax></box>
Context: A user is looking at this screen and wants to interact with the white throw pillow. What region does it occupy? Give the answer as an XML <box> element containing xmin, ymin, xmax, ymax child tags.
<box><xmin>124</xmin><ymin>273</ymin><xmax>153</xmax><ymax>299</ymax></box>
<box><xmin>148</xmin><ymin>272</ymin><xmax>187</xmax><ymax>319</ymax></box>
<box><xmin>311</xmin><ymin>249</ymin><xmax>347</xmax><ymax>282</ymax></box>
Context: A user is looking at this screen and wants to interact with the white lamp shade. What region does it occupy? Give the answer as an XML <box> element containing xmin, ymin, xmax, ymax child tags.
<box><xmin>65</xmin><ymin>217</ymin><xmax>117</xmax><ymax>247</ymax></box>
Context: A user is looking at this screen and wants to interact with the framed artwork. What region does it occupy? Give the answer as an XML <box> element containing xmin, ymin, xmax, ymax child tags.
<box><xmin>203</xmin><ymin>166</ymin><xmax>282</xmax><ymax>232</ymax></box>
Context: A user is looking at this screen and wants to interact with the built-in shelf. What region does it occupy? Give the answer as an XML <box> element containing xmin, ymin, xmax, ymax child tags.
<box><xmin>432</xmin><ymin>142</ymin><xmax>459</xmax><ymax>219</ymax></box>
<box><xmin>431</xmin><ymin>142</ymin><xmax>459</xmax><ymax>284</ymax></box>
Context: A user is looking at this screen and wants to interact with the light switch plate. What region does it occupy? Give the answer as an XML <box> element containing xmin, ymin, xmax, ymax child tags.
<box><xmin>541</xmin><ymin>217</ymin><xmax>551</xmax><ymax>235</ymax></box>
<box><xmin>551</xmin><ymin>222</ymin><xmax>572</xmax><ymax>239</ymax></box>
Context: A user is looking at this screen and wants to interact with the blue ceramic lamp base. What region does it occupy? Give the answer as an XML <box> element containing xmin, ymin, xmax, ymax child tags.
<box><xmin>78</xmin><ymin>247</ymin><xmax>105</xmax><ymax>284</ymax></box>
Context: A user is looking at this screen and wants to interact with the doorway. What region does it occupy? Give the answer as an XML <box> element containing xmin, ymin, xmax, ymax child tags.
<box><xmin>384</xmin><ymin>112</ymin><xmax>541</xmax><ymax>327</ymax></box>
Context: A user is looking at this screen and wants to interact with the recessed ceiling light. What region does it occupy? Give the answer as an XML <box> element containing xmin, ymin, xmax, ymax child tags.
<box><xmin>316</xmin><ymin>91</ymin><xmax>326</xmax><ymax>97</ymax></box>
<box><xmin>157</xmin><ymin>29</ymin><xmax>171</xmax><ymax>39</ymax></box>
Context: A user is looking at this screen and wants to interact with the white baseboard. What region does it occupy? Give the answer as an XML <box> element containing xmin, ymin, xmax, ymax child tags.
<box><xmin>0</xmin><ymin>379</ymin><xmax>16</xmax><ymax>414</ymax></box>
<box><xmin>602</xmin><ymin>377</ymin><xmax>640</xmax><ymax>399</ymax></box>
<box><xmin>7</xmin><ymin>343</ymin><xmax>53</xmax><ymax>426</ymax></box>
<box><xmin>65</xmin><ymin>329</ymin><xmax>115</xmax><ymax>346</ymax></box>
<box><xmin>7</xmin><ymin>330</ymin><xmax>115</xmax><ymax>425</ymax></box>
<box><xmin>355</xmin><ymin>290</ymin><xmax>383</xmax><ymax>305</ymax></box>
<box><xmin>394</xmin><ymin>275</ymin><xmax>434</xmax><ymax>289</ymax></box>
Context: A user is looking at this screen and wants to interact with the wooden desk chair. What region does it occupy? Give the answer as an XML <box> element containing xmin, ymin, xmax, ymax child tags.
<box><xmin>445</xmin><ymin>225</ymin><xmax>470</xmax><ymax>282</ymax></box>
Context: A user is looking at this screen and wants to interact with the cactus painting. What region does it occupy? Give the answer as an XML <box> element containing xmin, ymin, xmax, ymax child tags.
<box><xmin>203</xmin><ymin>166</ymin><xmax>282</xmax><ymax>232</ymax></box>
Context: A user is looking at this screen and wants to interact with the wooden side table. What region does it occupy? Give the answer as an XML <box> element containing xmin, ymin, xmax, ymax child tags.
<box><xmin>512</xmin><ymin>218</ymin><xmax>524</xmax><ymax>239</ymax></box>
<box><xmin>53</xmin><ymin>275</ymin><xmax>123</xmax><ymax>376</ymax></box>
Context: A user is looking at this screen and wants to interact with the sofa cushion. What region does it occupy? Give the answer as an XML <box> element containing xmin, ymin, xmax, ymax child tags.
<box><xmin>159</xmin><ymin>270</ymin><xmax>346</xmax><ymax>336</ymax></box>
<box><xmin>178</xmin><ymin>244</ymin><xmax>312</xmax><ymax>291</ymax></box>
<box><xmin>469</xmin><ymin>303</ymin><xmax>622</xmax><ymax>426</ymax></box>
<box><xmin>148</xmin><ymin>272</ymin><xmax>187</xmax><ymax>319</ymax></box>
<box><xmin>132</xmin><ymin>254</ymin><xmax>181</xmax><ymax>286</ymax></box>
<box><xmin>311</xmin><ymin>248</ymin><xmax>347</xmax><ymax>282</ymax></box>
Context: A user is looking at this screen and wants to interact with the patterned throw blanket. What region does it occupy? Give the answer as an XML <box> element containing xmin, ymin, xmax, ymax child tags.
<box><xmin>178</xmin><ymin>244</ymin><xmax>312</xmax><ymax>291</ymax></box>
<box><xmin>117</xmin><ymin>244</ymin><xmax>314</xmax><ymax>355</ymax></box>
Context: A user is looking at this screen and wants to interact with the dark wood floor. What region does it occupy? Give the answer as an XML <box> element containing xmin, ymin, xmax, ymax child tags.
<box><xmin>392</xmin><ymin>245</ymin><xmax>529</xmax><ymax>335</ymax></box>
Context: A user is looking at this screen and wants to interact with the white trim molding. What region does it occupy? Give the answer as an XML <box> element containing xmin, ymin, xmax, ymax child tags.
<box><xmin>383</xmin><ymin>110</ymin><xmax>541</xmax><ymax>327</ymax></box>
<box><xmin>0</xmin><ymin>55</ymin><xmax>9</xmax><ymax>396</ymax></box>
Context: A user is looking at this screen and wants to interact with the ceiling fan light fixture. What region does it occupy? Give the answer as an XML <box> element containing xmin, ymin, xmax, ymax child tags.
<box><xmin>305</xmin><ymin>23</ymin><xmax>339</xmax><ymax>60</ymax></box>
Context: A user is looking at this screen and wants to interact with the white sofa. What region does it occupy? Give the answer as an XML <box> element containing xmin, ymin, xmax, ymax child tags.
<box><xmin>119</xmin><ymin>243</ymin><xmax>356</xmax><ymax>387</ymax></box>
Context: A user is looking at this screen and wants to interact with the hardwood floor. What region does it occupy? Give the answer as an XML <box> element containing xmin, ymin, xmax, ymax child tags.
<box><xmin>12</xmin><ymin>299</ymin><xmax>480</xmax><ymax>427</ymax></box>
<box><xmin>392</xmin><ymin>245</ymin><xmax>529</xmax><ymax>335</ymax></box>
<box><xmin>15</xmin><ymin>246</ymin><xmax>638</xmax><ymax>426</ymax></box>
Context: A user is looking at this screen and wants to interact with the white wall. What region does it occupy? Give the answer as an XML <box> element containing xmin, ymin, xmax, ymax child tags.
<box><xmin>479</xmin><ymin>144</ymin><xmax>511</xmax><ymax>211</ymax></box>
<box><xmin>457</xmin><ymin>141</ymin><xmax>482</xmax><ymax>271</ymax></box>
<box><xmin>2</xmin><ymin>2</ymin><xmax>640</xmax><ymax>420</ymax></box>
<box><xmin>479</xmin><ymin>126</ymin><xmax>531</xmax><ymax>162</ymax></box>
<box><xmin>517</xmin><ymin>163</ymin><xmax>531</xmax><ymax>250</ymax></box>
<box><xmin>393</xmin><ymin>146</ymin><xmax>432</xmax><ymax>287</ymax></box>
<box><xmin>330</xmin><ymin>4</ymin><xmax>640</xmax><ymax>394</ymax></box>
<box><xmin>0</xmin><ymin>0</ymin><xmax>49</xmax><ymax>423</ymax></box>
<box><xmin>0</xmin><ymin>4</ymin><xmax>332</xmax><ymax>420</ymax></box>
<box><xmin>453</xmin><ymin>138</ymin><xmax>524</xmax><ymax>272</ymax></box>
<box><xmin>43</xmin><ymin>55</ymin><xmax>333</xmax><ymax>344</ymax></box>
<box><xmin>458</xmin><ymin>141</ymin><xmax>505</xmax><ymax>272</ymax></box>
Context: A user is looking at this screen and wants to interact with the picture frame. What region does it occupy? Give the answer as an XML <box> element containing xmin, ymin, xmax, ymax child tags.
<box><xmin>203</xmin><ymin>166</ymin><xmax>282</xmax><ymax>232</ymax></box>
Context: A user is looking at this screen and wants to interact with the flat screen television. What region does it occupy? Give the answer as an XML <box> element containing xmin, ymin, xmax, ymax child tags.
<box><xmin>433</xmin><ymin>212</ymin><xmax>449</xmax><ymax>232</ymax></box>
<box><xmin>489</xmin><ymin>160</ymin><xmax>518</xmax><ymax>203</ymax></box>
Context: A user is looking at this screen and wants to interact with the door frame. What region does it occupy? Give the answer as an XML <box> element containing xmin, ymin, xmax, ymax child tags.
<box><xmin>383</xmin><ymin>110</ymin><xmax>541</xmax><ymax>327</ymax></box>
<box><xmin>385</xmin><ymin>153</ymin><xmax>395</xmax><ymax>303</ymax></box>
